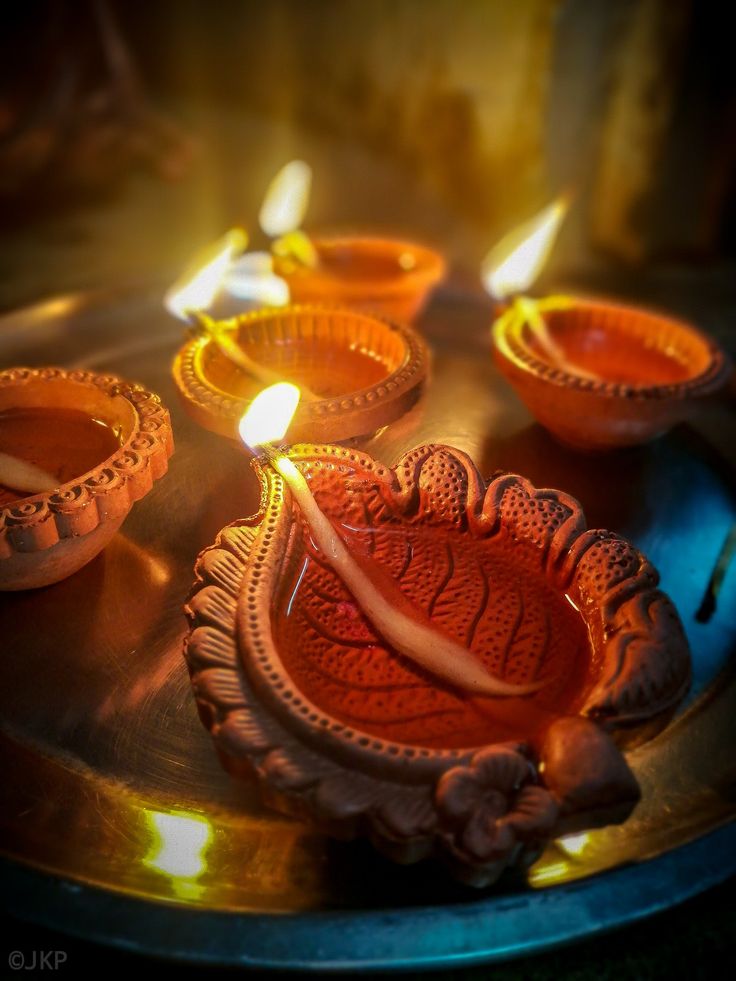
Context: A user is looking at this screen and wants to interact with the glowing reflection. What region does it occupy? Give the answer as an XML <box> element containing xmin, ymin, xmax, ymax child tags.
<box><xmin>36</xmin><ymin>295</ymin><xmax>81</xmax><ymax>319</ymax></box>
<box><xmin>143</xmin><ymin>809</ymin><xmax>213</xmax><ymax>899</ymax></box>
<box><xmin>557</xmin><ymin>831</ymin><xmax>591</xmax><ymax>858</ymax></box>
<box><xmin>528</xmin><ymin>859</ymin><xmax>571</xmax><ymax>887</ymax></box>
<box><xmin>565</xmin><ymin>593</ymin><xmax>582</xmax><ymax>613</ymax></box>
<box><xmin>115</xmin><ymin>534</ymin><xmax>171</xmax><ymax>587</ymax></box>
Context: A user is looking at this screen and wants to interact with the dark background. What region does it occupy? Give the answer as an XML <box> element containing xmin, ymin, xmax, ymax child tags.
<box><xmin>2</xmin><ymin>0</ymin><xmax>736</xmax><ymax>299</ymax></box>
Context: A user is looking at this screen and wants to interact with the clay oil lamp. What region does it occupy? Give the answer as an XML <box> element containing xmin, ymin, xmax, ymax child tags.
<box><xmin>486</xmin><ymin>199</ymin><xmax>730</xmax><ymax>451</ymax></box>
<box><xmin>273</xmin><ymin>235</ymin><xmax>446</xmax><ymax>325</ymax></box>
<box><xmin>226</xmin><ymin>160</ymin><xmax>446</xmax><ymax>324</ymax></box>
<box><xmin>168</xmin><ymin>234</ymin><xmax>428</xmax><ymax>443</ymax></box>
<box><xmin>184</xmin><ymin>383</ymin><xmax>690</xmax><ymax>886</ymax></box>
<box><xmin>0</xmin><ymin>367</ymin><xmax>173</xmax><ymax>590</ymax></box>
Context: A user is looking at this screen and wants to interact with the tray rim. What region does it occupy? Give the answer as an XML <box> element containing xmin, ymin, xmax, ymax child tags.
<box><xmin>3</xmin><ymin>822</ymin><xmax>736</xmax><ymax>970</ymax></box>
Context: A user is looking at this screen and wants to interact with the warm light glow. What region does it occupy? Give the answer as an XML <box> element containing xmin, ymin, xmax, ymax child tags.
<box><xmin>229</xmin><ymin>251</ymin><xmax>275</xmax><ymax>278</ymax></box>
<box><xmin>482</xmin><ymin>196</ymin><xmax>569</xmax><ymax>300</ymax></box>
<box><xmin>557</xmin><ymin>832</ymin><xmax>591</xmax><ymax>858</ymax></box>
<box><xmin>239</xmin><ymin>382</ymin><xmax>301</xmax><ymax>449</ymax></box>
<box><xmin>226</xmin><ymin>251</ymin><xmax>290</xmax><ymax>306</ymax></box>
<box><xmin>165</xmin><ymin>228</ymin><xmax>248</xmax><ymax>320</ymax></box>
<box><xmin>144</xmin><ymin>809</ymin><xmax>212</xmax><ymax>882</ymax></box>
<box><xmin>259</xmin><ymin>160</ymin><xmax>312</xmax><ymax>237</ymax></box>
<box><xmin>528</xmin><ymin>859</ymin><xmax>572</xmax><ymax>887</ymax></box>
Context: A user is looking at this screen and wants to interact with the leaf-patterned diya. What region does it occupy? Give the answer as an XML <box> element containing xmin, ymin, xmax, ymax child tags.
<box><xmin>185</xmin><ymin>444</ymin><xmax>690</xmax><ymax>886</ymax></box>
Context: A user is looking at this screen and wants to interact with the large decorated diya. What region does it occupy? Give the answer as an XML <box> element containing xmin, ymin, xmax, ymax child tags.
<box><xmin>173</xmin><ymin>305</ymin><xmax>428</xmax><ymax>442</ymax></box>
<box><xmin>185</xmin><ymin>442</ymin><xmax>691</xmax><ymax>887</ymax></box>
<box><xmin>0</xmin><ymin>367</ymin><xmax>173</xmax><ymax>590</ymax></box>
<box><xmin>492</xmin><ymin>297</ymin><xmax>730</xmax><ymax>451</ymax></box>
<box><xmin>272</xmin><ymin>237</ymin><xmax>446</xmax><ymax>324</ymax></box>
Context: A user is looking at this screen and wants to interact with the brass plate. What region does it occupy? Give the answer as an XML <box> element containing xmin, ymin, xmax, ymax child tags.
<box><xmin>1</xmin><ymin>284</ymin><xmax>735</xmax><ymax>962</ymax></box>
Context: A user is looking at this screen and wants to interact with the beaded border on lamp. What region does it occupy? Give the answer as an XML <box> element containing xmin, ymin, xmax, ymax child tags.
<box><xmin>172</xmin><ymin>304</ymin><xmax>428</xmax><ymax>442</ymax></box>
<box><xmin>0</xmin><ymin>367</ymin><xmax>173</xmax><ymax>577</ymax></box>
<box><xmin>493</xmin><ymin>297</ymin><xmax>729</xmax><ymax>400</ymax></box>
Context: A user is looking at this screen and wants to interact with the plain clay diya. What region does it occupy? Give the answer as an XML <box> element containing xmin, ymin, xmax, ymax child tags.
<box><xmin>0</xmin><ymin>366</ymin><xmax>173</xmax><ymax>590</ymax></box>
<box><xmin>273</xmin><ymin>237</ymin><xmax>446</xmax><ymax>323</ymax></box>
<box><xmin>185</xmin><ymin>443</ymin><xmax>690</xmax><ymax>887</ymax></box>
<box><xmin>492</xmin><ymin>297</ymin><xmax>730</xmax><ymax>450</ymax></box>
<box><xmin>173</xmin><ymin>304</ymin><xmax>428</xmax><ymax>442</ymax></box>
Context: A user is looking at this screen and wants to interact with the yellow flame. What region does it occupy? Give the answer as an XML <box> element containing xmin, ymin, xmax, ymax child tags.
<box><xmin>482</xmin><ymin>196</ymin><xmax>569</xmax><ymax>300</ymax></box>
<box><xmin>259</xmin><ymin>160</ymin><xmax>312</xmax><ymax>238</ymax></box>
<box><xmin>239</xmin><ymin>382</ymin><xmax>301</xmax><ymax>448</ymax></box>
<box><xmin>143</xmin><ymin>809</ymin><xmax>212</xmax><ymax>894</ymax></box>
<box><xmin>165</xmin><ymin>228</ymin><xmax>248</xmax><ymax>320</ymax></box>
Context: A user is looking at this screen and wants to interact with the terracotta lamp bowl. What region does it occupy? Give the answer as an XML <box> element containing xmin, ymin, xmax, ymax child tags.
<box><xmin>185</xmin><ymin>443</ymin><xmax>690</xmax><ymax>886</ymax></box>
<box><xmin>0</xmin><ymin>367</ymin><xmax>173</xmax><ymax>590</ymax></box>
<box><xmin>492</xmin><ymin>297</ymin><xmax>730</xmax><ymax>451</ymax></box>
<box><xmin>173</xmin><ymin>304</ymin><xmax>428</xmax><ymax>442</ymax></box>
<box><xmin>273</xmin><ymin>237</ymin><xmax>446</xmax><ymax>323</ymax></box>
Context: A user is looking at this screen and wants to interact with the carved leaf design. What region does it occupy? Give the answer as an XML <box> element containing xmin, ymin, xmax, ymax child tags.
<box><xmin>270</xmin><ymin>452</ymin><xmax>592</xmax><ymax>750</ymax></box>
<box><xmin>217</xmin><ymin>708</ymin><xmax>279</xmax><ymax>756</ymax></box>
<box><xmin>187</xmin><ymin>585</ymin><xmax>237</xmax><ymax>635</ymax></box>
<box><xmin>500</xmin><ymin>784</ymin><xmax>559</xmax><ymax>836</ymax></box>
<box><xmin>584</xmin><ymin>591</ymin><xmax>691</xmax><ymax>721</ymax></box>
<box><xmin>262</xmin><ymin>747</ymin><xmax>334</xmax><ymax>792</ymax></box>
<box><xmin>314</xmin><ymin>772</ymin><xmax>383</xmax><ymax>820</ymax></box>
<box><xmin>187</xmin><ymin>625</ymin><xmax>238</xmax><ymax>671</ymax></box>
<box><xmin>194</xmin><ymin>667</ymin><xmax>247</xmax><ymax>710</ymax></box>
<box><xmin>377</xmin><ymin>790</ymin><xmax>438</xmax><ymax>837</ymax></box>
<box><xmin>219</xmin><ymin>523</ymin><xmax>260</xmax><ymax>563</ymax></box>
<box><xmin>198</xmin><ymin>547</ymin><xmax>246</xmax><ymax>598</ymax></box>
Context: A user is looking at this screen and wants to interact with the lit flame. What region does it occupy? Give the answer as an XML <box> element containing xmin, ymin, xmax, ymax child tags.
<box><xmin>143</xmin><ymin>809</ymin><xmax>212</xmax><ymax>891</ymax></box>
<box><xmin>239</xmin><ymin>382</ymin><xmax>301</xmax><ymax>449</ymax></box>
<box><xmin>259</xmin><ymin>160</ymin><xmax>312</xmax><ymax>238</ymax></box>
<box><xmin>225</xmin><ymin>251</ymin><xmax>290</xmax><ymax>306</ymax></box>
<box><xmin>165</xmin><ymin>228</ymin><xmax>247</xmax><ymax>320</ymax></box>
<box><xmin>482</xmin><ymin>196</ymin><xmax>569</xmax><ymax>300</ymax></box>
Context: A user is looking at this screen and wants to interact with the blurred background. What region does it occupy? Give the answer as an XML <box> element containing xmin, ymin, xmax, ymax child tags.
<box><xmin>1</xmin><ymin>0</ymin><xmax>735</xmax><ymax>314</ymax></box>
<box><xmin>1</xmin><ymin>2</ymin><xmax>735</xmax><ymax>973</ymax></box>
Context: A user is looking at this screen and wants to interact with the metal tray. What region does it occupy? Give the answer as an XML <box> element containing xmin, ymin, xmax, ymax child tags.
<box><xmin>1</xmin><ymin>283</ymin><xmax>735</xmax><ymax>970</ymax></box>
